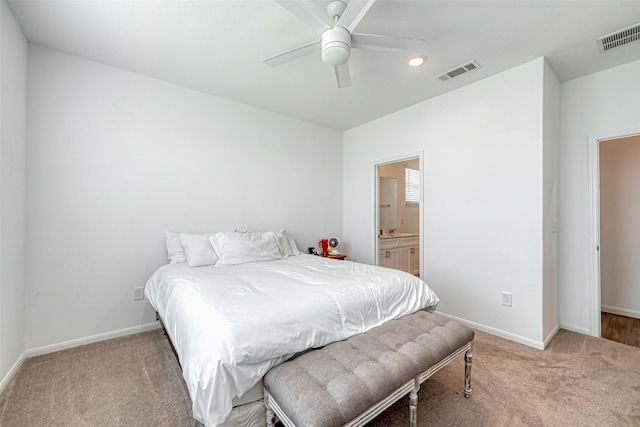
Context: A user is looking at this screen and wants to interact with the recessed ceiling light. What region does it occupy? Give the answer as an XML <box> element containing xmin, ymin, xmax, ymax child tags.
<box><xmin>408</xmin><ymin>54</ymin><xmax>427</xmax><ymax>68</ymax></box>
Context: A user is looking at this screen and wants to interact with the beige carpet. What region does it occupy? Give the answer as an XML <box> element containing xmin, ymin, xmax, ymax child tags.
<box><xmin>1</xmin><ymin>327</ymin><xmax>639</xmax><ymax>426</ymax></box>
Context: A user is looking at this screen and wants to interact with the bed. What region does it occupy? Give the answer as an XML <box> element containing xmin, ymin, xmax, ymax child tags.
<box><xmin>144</xmin><ymin>229</ymin><xmax>439</xmax><ymax>427</ymax></box>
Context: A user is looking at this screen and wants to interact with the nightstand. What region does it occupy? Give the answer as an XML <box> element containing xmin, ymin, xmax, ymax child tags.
<box><xmin>323</xmin><ymin>254</ymin><xmax>347</xmax><ymax>260</ymax></box>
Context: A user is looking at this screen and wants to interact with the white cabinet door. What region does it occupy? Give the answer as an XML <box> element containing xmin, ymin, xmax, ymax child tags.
<box><xmin>379</xmin><ymin>248</ymin><xmax>399</xmax><ymax>269</ymax></box>
<box><xmin>409</xmin><ymin>246</ymin><xmax>420</xmax><ymax>277</ymax></box>
<box><xmin>398</xmin><ymin>247</ymin><xmax>411</xmax><ymax>273</ymax></box>
<box><xmin>379</xmin><ymin>237</ymin><xmax>419</xmax><ymax>275</ymax></box>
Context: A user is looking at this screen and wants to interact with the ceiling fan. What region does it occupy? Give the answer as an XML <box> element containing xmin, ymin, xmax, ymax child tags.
<box><xmin>264</xmin><ymin>0</ymin><xmax>427</xmax><ymax>88</ymax></box>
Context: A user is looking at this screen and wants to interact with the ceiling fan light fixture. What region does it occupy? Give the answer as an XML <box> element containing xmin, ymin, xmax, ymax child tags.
<box><xmin>322</xmin><ymin>27</ymin><xmax>352</xmax><ymax>66</ymax></box>
<box><xmin>267</xmin><ymin>0</ymin><xmax>428</xmax><ymax>88</ymax></box>
<box><xmin>408</xmin><ymin>54</ymin><xmax>427</xmax><ymax>68</ymax></box>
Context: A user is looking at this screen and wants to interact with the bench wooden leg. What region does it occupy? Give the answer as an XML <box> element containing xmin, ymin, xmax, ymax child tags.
<box><xmin>409</xmin><ymin>376</ymin><xmax>420</xmax><ymax>427</ymax></box>
<box><xmin>266</xmin><ymin>408</ymin><xmax>275</xmax><ymax>427</ymax></box>
<box><xmin>464</xmin><ymin>343</ymin><xmax>473</xmax><ymax>398</ymax></box>
<box><xmin>265</xmin><ymin>391</ymin><xmax>275</xmax><ymax>427</ymax></box>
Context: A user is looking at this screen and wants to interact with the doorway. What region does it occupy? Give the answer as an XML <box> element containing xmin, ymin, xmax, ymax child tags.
<box><xmin>374</xmin><ymin>154</ymin><xmax>423</xmax><ymax>277</ymax></box>
<box><xmin>589</xmin><ymin>130</ymin><xmax>640</xmax><ymax>339</ymax></box>
<box><xmin>598</xmin><ymin>135</ymin><xmax>640</xmax><ymax>345</ymax></box>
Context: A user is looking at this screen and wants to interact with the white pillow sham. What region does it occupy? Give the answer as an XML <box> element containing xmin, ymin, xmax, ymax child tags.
<box><xmin>210</xmin><ymin>231</ymin><xmax>283</xmax><ymax>265</ymax></box>
<box><xmin>286</xmin><ymin>234</ymin><xmax>301</xmax><ymax>256</ymax></box>
<box><xmin>276</xmin><ymin>229</ymin><xmax>302</xmax><ymax>257</ymax></box>
<box><xmin>164</xmin><ymin>230</ymin><xmax>187</xmax><ymax>264</ymax></box>
<box><xmin>180</xmin><ymin>233</ymin><xmax>219</xmax><ymax>267</ymax></box>
<box><xmin>237</xmin><ymin>228</ymin><xmax>301</xmax><ymax>258</ymax></box>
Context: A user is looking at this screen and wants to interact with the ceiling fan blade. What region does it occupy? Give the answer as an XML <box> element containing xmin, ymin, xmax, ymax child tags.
<box><xmin>274</xmin><ymin>0</ymin><xmax>330</xmax><ymax>34</ymax></box>
<box><xmin>352</xmin><ymin>33</ymin><xmax>427</xmax><ymax>53</ymax></box>
<box><xmin>334</xmin><ymin>63</ymin><xmax>351</xmax><ymax>88</ymax></box>
<box><xmin>264</xmin><ymin>39</ymin><xmax>321</xmax><ymax>68</ymax></box>
<box><xmin>336</xmin><ymin>0</ymin><xmax>375</xmax><ymax>33</ymax></box>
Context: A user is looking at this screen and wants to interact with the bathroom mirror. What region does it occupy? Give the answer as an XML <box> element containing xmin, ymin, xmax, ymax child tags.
<box><xmin>379</xmin><ymin>177</ymin><xmax>398</xmax><ymax>231</ymax></box>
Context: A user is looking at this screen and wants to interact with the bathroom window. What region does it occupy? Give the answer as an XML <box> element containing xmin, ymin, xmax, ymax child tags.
<box><xmin>405</xmin><ymin>168</ymin><xmax>419</xmax><ymax>204</ymax></box>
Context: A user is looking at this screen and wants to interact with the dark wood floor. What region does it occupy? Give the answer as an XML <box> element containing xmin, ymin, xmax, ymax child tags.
<box><xmin>601</xmin><ymin>312</ymin><xmax>640</xmax><ymax>348</ymax></box>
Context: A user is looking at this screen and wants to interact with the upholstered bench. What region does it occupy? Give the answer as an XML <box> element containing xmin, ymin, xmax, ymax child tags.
<box><xmin>263</xmin><ymin>310</ymin><xmax>474</xmax><ymax>427</ymax></box>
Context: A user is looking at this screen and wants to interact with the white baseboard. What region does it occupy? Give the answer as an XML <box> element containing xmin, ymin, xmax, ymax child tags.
<box><xmin>25</xmin><ymin>322</ymin><xmax>160</xmax><ymax>358</ymax></box>
<box><xmin>542</xmin><ymin>324</ymin><xmax>560</xmax><ymax>349</ymax></box>
<box><xmin>601</xmin><ymin>305</ymin><xmax>640</xmax><ymax>319</ymax></box>
<box><xmin>557</xmin><ymin>322</ymin><xmax>591</xmax><ymax>336</ymax></box>
<box><xmin>436</xmin><ymin>312</ymin><xmax>546</xmax><ymax>350</ymax></box>
<box><xmin>0</xmin><ymin>352</ymin><xmax>26</xmax><ymax>396</ymax></box>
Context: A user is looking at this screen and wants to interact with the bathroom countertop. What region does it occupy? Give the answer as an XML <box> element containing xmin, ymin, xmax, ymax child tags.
<box><xmin>379</xmin><ymin>233</ymin><xmax>418</xmax><ymax>239</ymax></box>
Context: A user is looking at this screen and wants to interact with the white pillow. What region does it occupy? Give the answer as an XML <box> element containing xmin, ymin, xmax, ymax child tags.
<box><xmin>164</xmin><ymin>230</ymin><xmax>187</xmax><ymax>264</ymax></box>
<box><xmin>236</xmin><ymin>228</ymin><xmax>300</xmax><ymax>258</ymax></box>
<box><xmin>275</xmin><ymin>228</ymin><xmax>292</xmax><ymax>258</ymax></box>
<box><xmin>274</xmin><ymin>228</ymin><xmax>302</xmax><ymax>258</ymax></box>
<box><xmin>180</xmin><ymin>233</ymin><xmax>219</xmax><ymax>267</ymax></box>
<box><xmin>287</xmin><ymin>234</ymin><xmax>301</xmax><ymax>256</ymax></box>
<box><xmin>211</xmin><ymin>231</ymin><xmax>283</xmax><ymax>265</ymax></box>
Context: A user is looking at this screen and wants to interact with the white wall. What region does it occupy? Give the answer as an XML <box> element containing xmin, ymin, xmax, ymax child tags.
<box><xmin>599</xmin><ymin>136</ymin><xmax>640</xmax><ymax>318</ymax></box>
<box><xmin>558</xmin><ymin>59</ymin><xmax>640</xmax><ymax>334</ymax></box>
<box><xmin>0</xmin><ymin>0</ymin><xmax>28</xmax><ymax>388</ymax></box>
<box><xmin>25</xmin><ymin>45</ymin><xmax>343</xmax><ymax>351</ymax></box>
<box><xmin>344</xmin><ymin>58</ymin><xmax>557</xmax><ymax>347</ymax></box>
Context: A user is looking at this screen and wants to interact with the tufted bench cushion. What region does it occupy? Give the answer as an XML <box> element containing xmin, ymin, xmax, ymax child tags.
<box><xmin>264</xmin><ymin>310</ymin><xmax>474</xmax><ymax>427</ymax></box>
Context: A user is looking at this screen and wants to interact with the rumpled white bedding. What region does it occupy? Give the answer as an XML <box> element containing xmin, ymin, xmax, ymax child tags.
<box><xmin>144</xmin><ymin>254</ymin><xmax>439</xmax><ymax>427</ymax></box>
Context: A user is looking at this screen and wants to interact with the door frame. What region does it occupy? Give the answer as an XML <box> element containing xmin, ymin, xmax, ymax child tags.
<box><xmin>588</xmin><ymin>127</ymin><xmax>640</xmax><ymax>337</ymax></box>
<box><xmin>372</xmin><ymin>151</ymin><xmax>424</xmax><ymax>276</ymax></box>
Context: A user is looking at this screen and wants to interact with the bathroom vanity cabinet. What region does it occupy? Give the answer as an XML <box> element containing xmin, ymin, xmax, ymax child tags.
<box><xmin>378</xmin><ymin>235</ymin><xmax>419</xmax><ymax>277</ymax></box>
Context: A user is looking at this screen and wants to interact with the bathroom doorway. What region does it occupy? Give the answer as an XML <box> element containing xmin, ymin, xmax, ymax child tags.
<box><xmin>598</xmin><ymin>135</ymin><xmax>640</xmax><ymax>345</ymax></box>
<box><xmin>588</xmin><ymin>129</ymin><xmax>640</xmax><ymax>338</ymax></box>
<box><xmin>375</xmin><ymin>154</ymin><xmax>423</xmax><ymax>277</ymax></box>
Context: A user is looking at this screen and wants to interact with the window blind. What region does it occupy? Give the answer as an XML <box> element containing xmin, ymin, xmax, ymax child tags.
<box><xmin>405</xmin><ymin>168</ymin><xmax>419</xmax><ymax>204</ymax></box>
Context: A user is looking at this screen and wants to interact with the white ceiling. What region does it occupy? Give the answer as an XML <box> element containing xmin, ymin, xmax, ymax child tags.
<box><xmin>8</xmin><ymin>0</ymin><xmax>640</xmax><ymax>131</ymax></box>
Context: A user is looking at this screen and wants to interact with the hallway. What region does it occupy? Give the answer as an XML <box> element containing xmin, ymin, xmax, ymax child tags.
<box><xmin>601</xmin><ymin>312</ymin><xmax>640</xmax><ymax>348</ymax></box>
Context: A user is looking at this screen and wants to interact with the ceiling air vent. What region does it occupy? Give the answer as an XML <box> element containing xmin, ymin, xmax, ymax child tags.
<box><xmin>436</xmin><ymin>60</ymin><xmax>481</xmax><ymax>82</ymax></box>
<box><xmin>597</xmin><ymin>23</ymin><xmax>640</xmax><ymax>53</ymax></box>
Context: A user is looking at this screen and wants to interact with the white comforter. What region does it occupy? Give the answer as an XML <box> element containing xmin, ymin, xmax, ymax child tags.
<box><xmin>144</xmin><ymin>255</ymin><xmax>439</xmax><ymax>426</ymax></box>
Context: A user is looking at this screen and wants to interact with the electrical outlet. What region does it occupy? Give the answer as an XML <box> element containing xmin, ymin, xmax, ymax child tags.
<box><xmin>502</xmin><ymin>292</ymin><xmax>512</xmax><ymax>307</ymax></box>
<box><xmin>133</xmin><ymin>287</ymin><xmax>144</xmax><ymax>301</ymax></box>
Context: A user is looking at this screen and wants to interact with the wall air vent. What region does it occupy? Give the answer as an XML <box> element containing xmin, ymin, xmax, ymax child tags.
<box><xmin>436</xmin><ymin>60</ymin><xmax>481</xmax><ymax>82</ymax></box>
<box><xmin>597</xmin><ymin>23</ymin><xmax>640</xmax><ymax>53</ymax></box>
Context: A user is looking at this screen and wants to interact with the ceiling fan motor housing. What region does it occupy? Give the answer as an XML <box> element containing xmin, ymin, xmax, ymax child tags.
<box><xmin>322</xmin><ymin>26</ymin><xmax>351</xmax><ymax>66</ymax></box>
<box><xmin>266</xmin><ymin>0</ymin><xmax>427</xmax><ymax>88</ymax></box>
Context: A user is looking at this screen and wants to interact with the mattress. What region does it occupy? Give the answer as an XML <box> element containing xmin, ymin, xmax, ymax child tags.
<box><xmin>144</xmin><ymin>254</ymin><xmax>439</xmax><ymax>426</ymax></box>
